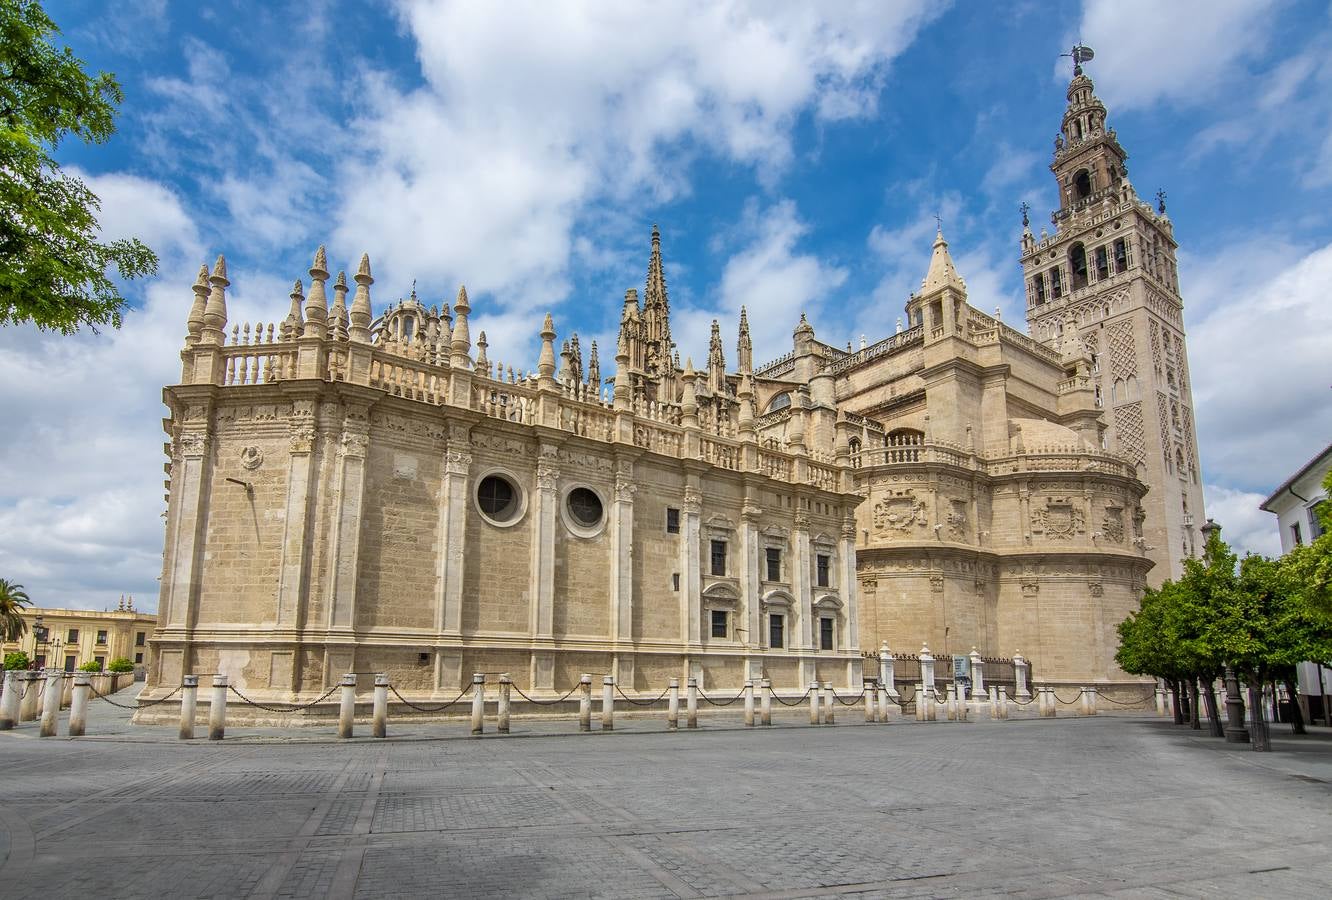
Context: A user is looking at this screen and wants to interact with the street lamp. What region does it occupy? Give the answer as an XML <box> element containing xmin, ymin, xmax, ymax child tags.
<box><xmin>31</xmin><ymin>616</ymin><xmax>48</xmax><ymax>668</ymax></box>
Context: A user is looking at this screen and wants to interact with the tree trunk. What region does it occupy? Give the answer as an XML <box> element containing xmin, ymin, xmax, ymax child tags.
<box><xmin>1247</xmin><ymin>680</ymin><xmax>1270</xmax><ymax>751</ymax></box>
<box><xmin>1201</xmin><ymin>677</ymin><xmax>1224</xmax><ymax>737</ymax></box>
<box><xmin>1170</xmin><ymin>679</ymin><xmax>1185</xmax><ymax>725</ymax></box>
<box><xmin>1283</xmin><ymin>677</ymin><xmax>1306</xmax><ymax>735</ymax></box>
<box><xmin>1188</xmin><ymin>678</ymin><xmax>1201</xmax><ymax>730</ymax></box>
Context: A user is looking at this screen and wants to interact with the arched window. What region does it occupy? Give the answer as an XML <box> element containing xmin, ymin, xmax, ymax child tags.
<box><xmin>1069</xmin><ymin>243</ymin><xmax>1089</xmax><ymax>289</ymax></box>
<box><xmin>1073</xmin><ymin>169</ymin><xmax>1092</xmax><ymax>200</ymax></box>
<box><xmin>764</xmin><ymin>392</ymin><xmax>791</xmax><ymax>414</ymax></box>
<box><xmin>1051</xmin><ymin>267</ymin><xmax>1063</xmax><ymax>298</ymax></box>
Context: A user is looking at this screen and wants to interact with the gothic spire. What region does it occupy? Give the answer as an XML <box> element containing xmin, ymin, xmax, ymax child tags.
<box><xmin>643</xmin><ymin>224</ymin><xmax>673</xmax><ymax>366</ymax></box>
<box><xmin>707</xmin><ymin>319</ymin><xmax>726</xmax><ymax>394</ymax></box>
<box><xmin>587</xmin><ymin>339</ymin><xmax>601</xmax><ymax>388</ymax></box>
<box><xmin>349</xmin><ymin>253</ymin><xmax>373</xmax><ymax>343</ymax></box>
<box><xmin>186</xmin><ymin>264</ymin><xmax>209</xmax><ymax>346</ymax></box>
<box><xmin>920</xmin><ymin>229</ymin><xmax>966</xmax><ymax>295</ymax></box>
<box><xmin>737</xmin><ymin>305</ymin><xmax>752</xmax><ymax>375</ymax></box>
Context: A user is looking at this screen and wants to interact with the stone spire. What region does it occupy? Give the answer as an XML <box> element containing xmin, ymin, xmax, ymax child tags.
<box><xmin>475</xmin><ymin>330</ymin><xmax>489</xmax><ymax>373</ymax></box>
<box><xmin>558</xmin><ymin>339</ymin><xmax>573</xmax><ymax>384</ymax></box>
<box><xmin>331</xmin><ymin>271</ymin><xmax>349</xmax><ymax>342</ymax></box>
<box><xmin>283</xmin><ymin>279</ymin><xmax>305</xmax><ymax>341</ymax></box>
<box><xmin>570</xmin><ymin>333</ymin><xmax>584</xmax><ymax>384</ymax></box>
<box><xmin>920</xmin><ymin>229</ymin><xmax>966</xmax><ymax>295</ymax></box>
<box><xmin>642</xmin><ymin>224</ymin><xmax>673</xmax><ymax>372</ymax></box>
<box><xmin>737</xmin><ymin>305</ymin><xmax>752</xmax><ymax>374</ymax></box>
<box><xmin>201</xmin><ymin>254</ymin><xmax>229</xmax><ymax>346</ymax></box>
<box><xmin>186</xmin><ymin>264</ymin><xmax>209</xmax><ymax>346</ymax></box>
<box><xmin>707</xmin><ymin>319</ymin><xmax>726</xmax><ymax>394</ymax></box>
<box><xmin>450</xmin><ymin>285</ymin><xmax>471</xmax><ymax>368</ymax></box>
<box><xmin>350</xmin><ymin>253</ymin><xmax>373</xmax><ymax>343</ymax></box>
<box><xmin>538</xmin><ymin>313</ymin><xmax>558</xmax><ymax>389</ymax></box>
<box><xmin>303</xmin><ymin>246</ymin><xmax>329</xmax><ymax>339</ymax></box>
<box><xmin>612</xmin><ymin>331</ymin><xmax>631</xmax><ymax>411</ymax></box>
<box><xmin>586</xmin><ymin>339</ymin><xmax>601</xmax><ymax>388</ymax></box>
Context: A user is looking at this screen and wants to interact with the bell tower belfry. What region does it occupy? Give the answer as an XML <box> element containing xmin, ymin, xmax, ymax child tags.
<box><xmin>1022</xmin><ymin>48</ymin><xmax>1206</xmax><ymax>585</ymax></box>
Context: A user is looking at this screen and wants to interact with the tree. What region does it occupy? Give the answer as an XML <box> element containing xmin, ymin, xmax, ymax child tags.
<box><xmin>0</xmin><ymin>578</ymin><xmax>32</xmax><ymax>641</ymax></box>
<box><xmin>3</xmin><ymin>650</ymin><xmax>30</xmax><ymax>670</ymax></box>
<box><xmin>1283</xmin><ymin>469</ymin><xmax>1332</xmax><ymax>621</ymax></box>
<box><xmin>106</xmin><ymin>657</ymin><xmax>133</xmax><ymax>673</ymax></box>
<box><xmin>77</xmin><ymin>659</ymin><xmax>102</xmax><ymax>672</ymax></box>
<box><xmin>0</xmin><ymin>0</ymin><xmax>157</xmax><ymax>333</ymax></box>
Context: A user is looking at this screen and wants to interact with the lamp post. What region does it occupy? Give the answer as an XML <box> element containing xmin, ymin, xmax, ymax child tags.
<box><xmin>31</xmin><ymin>617</ymin><xmax>48</xmax><ymax>668</ymax></box>
<box><xmin>1223</xmin><ymin>664</ymin><xmax>1249</xmax><ymax>744</ymax></box>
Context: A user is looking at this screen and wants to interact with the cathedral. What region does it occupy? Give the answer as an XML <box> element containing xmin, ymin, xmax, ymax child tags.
<box><xmin>139</xmin><ymin>60</ymin><xmax>1202</xmax><ymax>714</ymax></box>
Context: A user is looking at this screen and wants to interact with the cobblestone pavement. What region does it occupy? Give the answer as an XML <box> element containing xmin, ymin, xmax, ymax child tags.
<box><xmin>3</xmin><ymin>686</ymin><xmax>1332</xmax><ymax>899</ymax></box>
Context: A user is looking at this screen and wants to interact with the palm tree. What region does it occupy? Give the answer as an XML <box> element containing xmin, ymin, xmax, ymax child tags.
<box><xmin>0</xmin><ymin>580</ymin><xmax>33</xmax><ymax>642</ymax></box>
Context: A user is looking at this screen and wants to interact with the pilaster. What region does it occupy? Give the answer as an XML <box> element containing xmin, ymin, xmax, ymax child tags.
<box><xmin>275</xmin><ymin>389</ymin><xmax>321</xmax><ymax>629</ymax></box>
<box><xmin>436</xmin><ymin>422</ymin><xmax>472</xmax><ymax>636</ymax></box>
<box><xmin>609</xmin><ymin>457</ymin><xmax>637</xmax><ymax>644</ymax></box>
<box><xmin>326</xmin><ymin>400</ymin><xmax>372</xmax><ymax>632</ymax></box>
<box><xmin>681</xmin><ymin>479</ymin><xmax>703</xmax><ymax>646</ymax></box>
<box><xmin>162</xmin><ymin>396</ymin><xmax>216</xmax><ymax>634</ymax></box>
<box><xmin>529</xmin><ymin>441</ymin><xmax>560</xmax><ymax>639</ymax></box>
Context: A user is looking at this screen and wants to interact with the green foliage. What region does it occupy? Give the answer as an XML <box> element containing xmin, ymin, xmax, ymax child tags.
<box><xmin>77</xmin><ymin>659</ymin><xmax>102</xmax><ymax>672</ymax></box>
<box><xmin>0</xmin><ymin>578</ymin><xmax>33</xmax><ymax>641</ymax></box>
<box><xmin>4</xmin><ymin>650</ymin><xmax>31</xmax><ymax>670</ymax></box>
<box><xmin>106</xmin><ymin>657</ymin><xmax>133</xmax><ymax>672</ymax></box>
<box><xmin>0</xmin><ymin>0</ymin><xmax>157</xmax><ymax>333</ymax></box>
<box><xmin>1116</xmin><ymin>527</ymin><xmax>1332</xmax><ymax>681</ymax></box>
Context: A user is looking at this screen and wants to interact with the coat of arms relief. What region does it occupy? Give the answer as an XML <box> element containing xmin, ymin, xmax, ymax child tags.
<box><xmin>1031</xmin><ymin>497</ymin><xmax>1085</xmax><ymax>540</ymax></box>
<box><xmin>872</xmin><ymin>489</ymin><xmax>927</xmax><ymax>537</ymax></box>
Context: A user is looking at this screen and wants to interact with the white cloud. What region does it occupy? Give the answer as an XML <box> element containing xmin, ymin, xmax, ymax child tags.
<box><xmin>1069</xmin><ymin>0</ymin><xmax>1278</xmax><ymax>111</ymax></box>
<box><xmin>1185</xmin><ymin>238</ymin><xmax>1332</xmax><ymax>497</ymax></box>
<box><xmin>1203</xmin><ymin>483</ymin><xmax>1282</xmax><ymax>559</ymax></box>
<box><xmin>334</xmin><ymin>0</ymin><xmax>942</xmax><ymax>311</ymax></box>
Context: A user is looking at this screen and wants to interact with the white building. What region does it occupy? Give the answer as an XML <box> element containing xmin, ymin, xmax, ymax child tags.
<box><xmin>1260</xmin><ymin>441</ymin><xmax>1332</xmax><ymax>719</ymax></box>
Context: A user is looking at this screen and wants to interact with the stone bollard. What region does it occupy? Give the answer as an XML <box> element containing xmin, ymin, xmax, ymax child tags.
<box><xmin>1080</xmin><ymin>687</ymin><xmax>1092</xmax><ymax>717</ymax></box>
<box><xmin>373</xmin><ymin>674</ymin><xmax>389</xmax><ymax>738</ymax></box>
<box><xmin>61</xmin><ymin>675</ymin><xmax>74</xmax><ymax>710</ymax></box>
<box><xmin>1086</xmin><ymin>686</ymin><xmax>1098</xmax><ymax>716</ymax></box>
<box><xmin>0</xmin><ymin>670</ymin><xmax>20</xmax><ymax>729</ymax></box>
<box><xmin>667</xmin><ymin>677</ymin><xmax>680</xmax><ymax>730</ymax></box>
<box><xmin>1013</xmin><ymin>652</ymin><xmax>1031</xmax><ymax>700</ymax></box>
<box><xmin>579</xmin><ymin>674</ymin><xmax>593</xmax><ymax>732</ymax></box>
<box><xmin>998</xmin><ymin>686</ymin><xmax>1009</xmax><ymax>719</ymax></box>
<box><xmin>864</xmin><ymin>682</ymin><xmax>876</xmax><ymax>723</ymax></box>
<box><xmin>1043</xmin><ymin>687</ymin><xmax>1058</xmax><ymax>718</ymax></box>
<box><xmin>878</xmin><ymin>682</ymin><xmax>890</xmax><ymax>723</ymax></box>
<box><xmin>914</xmin><ymin>683</ymin><xmax>925</xmax><ymax>721</ymax></box>
<box><xmin>879</xmin><ymin>643</ymin><xmax>899</xmax><ymax>704</ymax></box>
<box><xmin>1155</xmin><ymin>686</ymin><xmax>1167</xmax><ymax>717</ymax></box>
<box><xmin>179</xmin><ymin>675</ymin><xmax>198</xmax><ymax>740</ymax></box>
<box><xmin>989</xmin><ymin>685</ymin><xmax>999</xmax><ymax>721</ymax></box>
<box><xmin>208</xmin><ymin>675</ymin><xmax>228</xmax><ymax>740</ymax></box>
<box><xmin>68</xmin><ymin>674</ymin><xmax>91</xmax><ymax>737</ymax></box>
<box><xmin>760</xmin><ymin>678</ymin><xmax>772</xmax><ymax>726</ymax></box>
<box><xmin>824</xmin><ymin>682</ymin><xmax>835</xmax><ymax>725</ymax></box>
<box><xmin>743</xmin><ymin>680</ymin><xmax>755</xmax><ymax>727</ymax></box>
<box><xmin>470</xmin><ymin>673</ymin><xmax>485</xmax><ymax>736</ymax></box>
<box><xmin>338</xmin><ymin>673</ymin><xmax>357</xmax><ymax>739</ymax></box>
<box><xmin>686</xmin><ymin>677</ymin><xmax>699</xmax><ymax>728</ymax></box>
<box><xmin>920</xmin><ymin>645</ymin><xmax>935</xmax><ymax>693</ymax></box>
<box><xmin>601</xmin><ymin>675</ymin><xmax>614</xmax><ymax>731</ymax></box>
<box><xmin>1036</xmin><ymin>686</ymin><xmax>1048</xmax><ymax>717</ymax></box>
<box><xmin>39</xmin><ymin>670</ymin><xmax>62</xmax><ymax>737</ymax></box>
<box><xmin>970</xmin><ymin>648</ymin><xmax>985</xmax><ymax>699</ymax></box>
<box><xmin>498</xmin><ymin>674</ymin><xmax>511</xmax><ymax>734</ymax></box>
<box><xmin>809</xmin><ymin>681</ymin><xmax>821</xmax><ymax>725</ymax></box>
<box><xmin>20</xmin><ymin>671</ymin><xmax>42</xmax><ymax>722</ymax></box>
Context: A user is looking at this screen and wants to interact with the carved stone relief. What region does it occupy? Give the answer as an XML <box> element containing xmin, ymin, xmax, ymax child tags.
<box><xmin>871</xmin><ymin>489</ymin><xmax>927</xmax><ymax>537</ymax></box>
<box><xmin>1031</xmin><ymin>497</ymin><xmax>1086</xmax><ymax>541</ymax></box>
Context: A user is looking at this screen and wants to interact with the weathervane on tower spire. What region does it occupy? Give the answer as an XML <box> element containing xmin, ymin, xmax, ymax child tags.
<box><xmin>1061</xmin><ymin>43</ymin><xmax>1095</xmax><ymax>76</ymax></box>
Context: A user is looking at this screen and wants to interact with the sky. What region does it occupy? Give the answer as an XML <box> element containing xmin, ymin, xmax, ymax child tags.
<box><xmin>2</xmin><ymin>0</ymin><xmax>1331</xmax><ymax>612</ymax></box>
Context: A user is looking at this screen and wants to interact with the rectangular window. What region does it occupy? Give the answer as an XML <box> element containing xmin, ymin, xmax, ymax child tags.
<box><xmin>1051</xmin><ymin>267</ymin><xmax>1063</xmax><ymax>298</ymax></box>
<box><xmin>819</xmin><ymin>617</ymin><xmax>835</xmax><ymax>651</ymax></box>
<box><xmin>769</xmin><ymin>614</ymin><xmax>785</xmax><ymax>649</ymax></box>
<box><xmin>816</xmin><ymin>554</ymin><xmax>830</xmax><ymax>587</ymax></box>
<box><xmin>1311</xmin><ymin>501</ymin><xmax>1328</xmax><ymax>540</ymax></box>
<box><xmin>710</xmin><ymin>609</ymin><xmax>728</xmax><ymax>639</ymax></box>
<box><xmin>67</xmin><ymin>628</ymin><xmax>79</xmax><ymax>643</ymax></box>
<box><xmin>135</xmin><ymin>632</ymin><xmax>146</xmax><ymax>647</ymax></box>
<box><xmin>63</xmin><ymin>655</ymin><xmax>76</xmax><ymax>672</ymax></box>
<box><xmin>96</xmin><ymin>630</ymin><xmax>108</xmax><ymax>645</ymax></box>
<box><xmin>666</xmin><ymin>507</ymin><xmax>680</xmax><ymax>534</ymax></box>
<box><xmin>94</xmin><ymin>656</ymin><xmax>105</xmax><ymax>670</ymax></box>
<box><xmin>765</xmin><ymin>547</ymin><xmax>781</xmax><ymax>582</ymax></box>
<box><xmin>1292</xmin><ymin>522</ymin><xmax>1303</xmax><ymax>547</ymax></box>
<box><xmin>672</xmin><ymin>573</ymin><xmax>680</xmax><ymax>592</ymax></box>
<box><xmin>710</xmin><ymin>539</ymin><xmax>727</xmax><ymax>576</ymax></box>
<box><xmin>34</xmin><ymin>654</ymin><xmax>45</xmax><ymax>669</ymax></box>
<box><xmin>134</xmin><ymin>653</ymin><xmax>143</xmax><ymax>664</ymax></box>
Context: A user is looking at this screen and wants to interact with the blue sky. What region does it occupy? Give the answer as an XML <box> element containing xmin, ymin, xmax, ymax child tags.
<box><xmin>3</xmin><ymin>0</ymin><xmax>1331</xmax><ymax>610</ymax></box>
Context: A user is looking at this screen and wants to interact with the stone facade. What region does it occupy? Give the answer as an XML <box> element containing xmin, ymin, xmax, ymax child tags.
<box><xmin>1</xmin><ymin>600</ymin><xmax>156</xmax><ymax>673</ymax></box>
<box><xmin>140</xmin><ymin>63</ymin><xmax>1197</xmax><ymax>712</ymax></box>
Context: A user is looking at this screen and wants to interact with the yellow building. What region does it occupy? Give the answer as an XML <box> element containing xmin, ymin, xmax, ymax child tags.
<box><xmin>1</xmin><ymin>598</ymin><xmax>157</xmax><ymax>673</ymax></box>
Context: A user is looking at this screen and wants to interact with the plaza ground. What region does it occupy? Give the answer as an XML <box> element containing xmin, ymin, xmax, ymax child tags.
<box><xmin>2</xmin><ymin>685</ymin><xmax>1331</xmax><ymax>898</ymax></box>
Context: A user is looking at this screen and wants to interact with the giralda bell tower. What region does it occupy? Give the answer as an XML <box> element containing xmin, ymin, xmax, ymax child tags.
<box><xmin>1022</xmin><ymin>47</ymin><xmax>1206</xmax><ymax>585</ymax></box>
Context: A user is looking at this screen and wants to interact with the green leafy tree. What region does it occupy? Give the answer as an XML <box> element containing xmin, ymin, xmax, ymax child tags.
<box><xmin>0</xmin><ymin>578</ymin><xmax>33</xmax><ymax>641</ymax></box>
<box><xmin>1283</xmin><ymin>469</ymin><xmax>1332</xmax><ymax>621</ymax></box>
<box><xmin>106</xmin><ymin>657</ymin><xmax>133</xmax><ymax>673</ymax></box>
<box><xmin>3</xmin><ymin>650</ymin><xmax>30</xmax><ymax>670</ymax></box>
<box><xmin>77</xmin><ymin>659</ymin><xmax>102</xmax><ymax>672</ymax></box>
<box><xmin>0</xmin><ymin>0</ymin><xmax>157</xmax><ymax>333</ymax></box>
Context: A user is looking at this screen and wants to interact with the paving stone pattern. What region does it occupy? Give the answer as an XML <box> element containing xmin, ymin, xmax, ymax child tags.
<box><xmin>4</xmin><ymin>687</ymin><xmax>1332</xmax><ymax>898</ymax></box>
